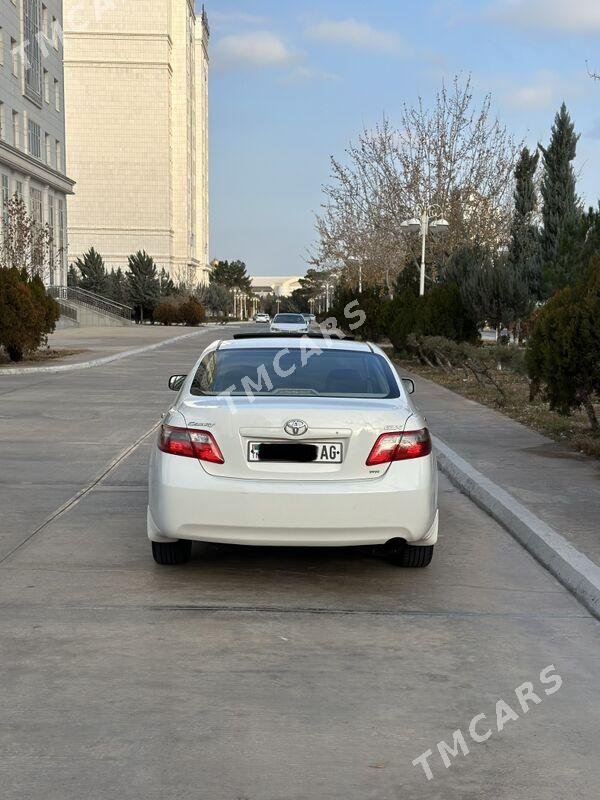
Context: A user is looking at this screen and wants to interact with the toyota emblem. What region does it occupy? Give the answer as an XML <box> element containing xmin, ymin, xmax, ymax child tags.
<box><xmin>284</xmin><ymin>419</ymin><xmax>308</xmax><ymax>437</ymax></box>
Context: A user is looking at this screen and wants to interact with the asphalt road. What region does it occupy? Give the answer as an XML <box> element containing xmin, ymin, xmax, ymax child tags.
<box><xmin>1</xmin><ymin>326</ymin><xmax>598</xmax><ymax>800</ymax></box>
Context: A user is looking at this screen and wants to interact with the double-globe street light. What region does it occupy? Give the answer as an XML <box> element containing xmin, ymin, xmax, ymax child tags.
<box><xmin>232</xmin><ymin>288</ymin><xmax>251</xmax><ymax>320</ymax></box>
<box><xmin>401</xmin><ymin>204</ymin><xmax>449</xmax><ymax>296</ymax></box>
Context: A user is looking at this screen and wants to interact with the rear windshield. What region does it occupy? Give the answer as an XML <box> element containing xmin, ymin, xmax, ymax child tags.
<box><xmin>273</xmin><ymin>314</ymin><xmax>305</xmax><ymax>323</ymax></box>
<box><xmin>191</xmin><ymin>347</ymin><xmax>400</xmax><ymax>398</ymax></box>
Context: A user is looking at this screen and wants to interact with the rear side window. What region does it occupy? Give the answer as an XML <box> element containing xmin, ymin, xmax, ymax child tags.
<box><xmin>191</xmin><ymin>348</ymin><xmax>400</xmax><ymax>398</ymax></box>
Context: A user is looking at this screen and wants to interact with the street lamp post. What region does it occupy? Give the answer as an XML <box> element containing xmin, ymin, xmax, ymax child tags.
<box><xmin>400</xmin><ymin>205</ymin><xmax>449</xmax><ymax>296</ymax></box>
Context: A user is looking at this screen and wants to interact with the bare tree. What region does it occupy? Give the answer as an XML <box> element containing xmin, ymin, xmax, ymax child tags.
<box><xmin>1</xmin><ymin>194</ymin><xmax>57</xmax><ymax>281</ymax></box>
<box><xmin>312</xmin><ymin>76</ymin><xmax>522</xmax><ymax>290</ymax></box>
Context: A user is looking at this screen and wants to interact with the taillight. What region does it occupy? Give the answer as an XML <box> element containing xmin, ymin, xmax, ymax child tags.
<box><xmin>366</xmin><ymin>429</ymin><xmax>432</xmax><ymax>466</ymax></box>
<box><xmin>158</xmin><ymin>425</ymin><xmax>224</xmax><ymax>464</ymax></box>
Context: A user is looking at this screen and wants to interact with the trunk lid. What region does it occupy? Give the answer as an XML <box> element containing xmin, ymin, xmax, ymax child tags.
<box><xmin>179</xmin><ymin>396</ymin><xmax>413</xmax><ymax>481</ymax></box>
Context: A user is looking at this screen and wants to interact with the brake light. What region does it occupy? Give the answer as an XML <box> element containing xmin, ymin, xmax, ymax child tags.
<box><xmin>158</xmin><ymin>425</ymin><xmax>224</xmax><ymax>464</ymax></box>
<box><xmin>366</xmin><ymin>429</ymin><xmax>432</xmax><ymax>466</ymax></box>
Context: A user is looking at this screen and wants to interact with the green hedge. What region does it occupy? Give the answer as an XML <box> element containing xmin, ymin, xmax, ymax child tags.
<box><xmin>0</xmin><ymin>268</ymin><xmax>60</xmax><ymax>362</ymax></box>
<box><xmin>526</xmin><ymin>255</ymin><xmax>600</xmax><ymax>431</ymax></box>
<box><xmin>319</xmin><ymin>273</ymin><xmax>478</xmax><ymax>349</ymax></box>
<box><xmin>389</xmin><ymin>283</ymin><xmax>479</xmax><ymax>352</ymax></box>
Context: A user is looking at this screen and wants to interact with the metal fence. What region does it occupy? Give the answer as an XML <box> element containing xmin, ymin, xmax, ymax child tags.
<box><xmin>48</xmin><ymin>286</ymin><xmax>133</xmax><ymax>321</ymax></box>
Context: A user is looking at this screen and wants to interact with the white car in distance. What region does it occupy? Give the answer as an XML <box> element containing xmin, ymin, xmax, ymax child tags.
<box><xmin>254</xmin><ymin>313</ymin><xmax>270</xmax><ymax>323</ymax></box>
<box><xmin>148</xmin><ymin>334</ymin><xmax>439</xmax><ymax>568</ymax></box>
<box><xmin>270</xmin><ymin>313</ymin><xmax>308</xmax><ymax>334</ymax></box>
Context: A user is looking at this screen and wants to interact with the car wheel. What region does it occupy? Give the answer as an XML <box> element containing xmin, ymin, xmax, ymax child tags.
<box><xmin>386</xmin><ymin>543</ymin><xmax>434</xmax><ymax>568</ymax></box>
<box><xmin>152</xmin><ymin>539</ymin><xmax>192</xmax><ymax>565</ymax></box>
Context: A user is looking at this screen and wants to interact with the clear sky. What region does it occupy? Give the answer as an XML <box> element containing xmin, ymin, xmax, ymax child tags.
<box><xmin>201</xmin><ymin>0</ymin><xmax>600</xmax><ymax>276</ymax></box>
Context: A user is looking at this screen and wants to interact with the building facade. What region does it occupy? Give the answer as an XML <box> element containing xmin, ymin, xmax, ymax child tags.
<box><xmin>63</xmin><ymin>0</ymin><xmax>209</xmax><ymax>283</ymax></box>
<box><xmin>0</xmin><ymin>0</ymin><xmax>74</xmax><ymax>286</ymax></box>
<box><xmin>250</xmin><ymin>276</ymin><xmax>303</xmax><ymax>298</ymax></box>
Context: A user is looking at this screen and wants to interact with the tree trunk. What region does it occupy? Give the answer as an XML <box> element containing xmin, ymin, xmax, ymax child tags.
<box><xmin>6</xmin><ymin>344</ymin><xmax>24</xmax><ymax>362</ymax></box>
<box><xmin>528</xmin><ymin>378</ymin><xmax>540</xmax><ymax>402</ymax></box>
<box><xmin>582</xmin><ymin>396</ymin><xmax>599</xmax><ymax>434</ymax></box>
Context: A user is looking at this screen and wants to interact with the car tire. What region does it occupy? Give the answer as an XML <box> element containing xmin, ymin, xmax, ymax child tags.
<box><xmin>152</xmin><ymin>539</ymin><xmax>192</xmax><ymax>565</ymax></box>
<box><xmin>386</xmin><ymin>543</ymin><xmax>434</xmax><ymax>568</ymax></box>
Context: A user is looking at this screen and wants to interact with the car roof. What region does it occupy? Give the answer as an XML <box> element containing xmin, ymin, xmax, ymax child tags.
<box><xmin>218</xmin><ymin>336</ymin><xmax>373</xmax><ymax>352</ymax></box>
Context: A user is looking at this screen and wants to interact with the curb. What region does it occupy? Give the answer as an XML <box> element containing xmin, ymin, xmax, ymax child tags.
<box><xmin>433</xmin><ymin>435</ymin><xmax>600</xmax><ymax>619</ymax></box>
<box><xmin>0</xmin><ymin>329</ymin><xmax>212</xmax><ymax>376</ymax></box>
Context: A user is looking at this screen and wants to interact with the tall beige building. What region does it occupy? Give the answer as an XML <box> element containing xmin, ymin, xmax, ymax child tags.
<box><xmin>63</xmin><ymin>0</ymin><xmax>209</xmax><ymax>282</ymax></box>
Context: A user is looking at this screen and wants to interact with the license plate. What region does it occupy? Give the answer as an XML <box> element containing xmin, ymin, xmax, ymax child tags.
<box><xmin>248</xmin><ymin>442</ymin><xmax>343</xmax><ymax>463</ymax></box>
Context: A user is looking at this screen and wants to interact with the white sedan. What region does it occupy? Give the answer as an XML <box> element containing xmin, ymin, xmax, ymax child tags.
<box><xmin>270</xmin><ymin>313</ymin><xmax>308</xmax><ymax>334</ymax></box>
<box><xmin>148</xmin><ymin>335</ymin><xmax>438</xmax><ymax>567</ymax></box>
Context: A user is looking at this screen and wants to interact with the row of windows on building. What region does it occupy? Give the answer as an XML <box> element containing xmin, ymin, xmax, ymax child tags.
<box><xmin>0</xmin><ymin>30</ymin><xmax>62</xmax><ymax>104</ymax></box>
<box><xmin>5</xmin><ymin>0</ymin><xmax>61</xmax><ymax>40</ymax></box>
<box><xmin>0</xmin><ymin>3</ymin><xmax>62</xmax><ymax>103</ymax></box>
<box><xmin>1</xmin><ymin>171</ymin><xmax>66</xmax><ymax>281</ymax></box>
<box><xmin>0</xmin><ymin>102</ymin><xmax>62</xmax><ymax>170</ymax></box>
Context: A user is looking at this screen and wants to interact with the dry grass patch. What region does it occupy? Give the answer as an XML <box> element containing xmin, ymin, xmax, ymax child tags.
<box><xmin>0</xmin><ymin>347</ymin><xmax>86</xmax><ymax>367</ymax></box>
<box><xmin>395</xmin><ymin>356</ymin><xmax>600</xmax><ymax>459</ymax></box>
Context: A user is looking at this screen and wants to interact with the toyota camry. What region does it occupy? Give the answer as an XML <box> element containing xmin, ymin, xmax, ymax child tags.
<box><xmin>270</xmin><ymin>313</ymin><xmax>309</xmax><ymax>334</ymax></box>
<box><xmin>148</xmin><ymin>334</ymin><xmax>438</xmax><ymax>567</ymax></box>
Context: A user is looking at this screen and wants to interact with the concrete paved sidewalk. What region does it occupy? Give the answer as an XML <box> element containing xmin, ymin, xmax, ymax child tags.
<box><xmin>45</xmin><ymin>325</ymin><xmax>209</xmax><ymax>365</ymax></box>
<box><xmin>0</xmin><ymin>324</ymin><xmax>245</xmax><ymax>372</ymax></box>
<box><xmin>403</xmin><ymin>369</ymin><xmax>600</xmax><ymax>568</ymax></box>
<box><xmin>0</xmin><ymin>326</ymin><xmax>205</xmax><ymax>370</ymax></box>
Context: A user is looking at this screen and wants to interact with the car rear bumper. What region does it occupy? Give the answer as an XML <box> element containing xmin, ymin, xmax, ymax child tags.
<box><xmin>148</xmin><ymin>453</ymin><xmax>438</xmax><ymax>547</ymax></box>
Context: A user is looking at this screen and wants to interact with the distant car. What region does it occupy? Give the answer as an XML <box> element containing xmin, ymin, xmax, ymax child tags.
<box><xmin>148</xmin><ymin>334</ymin><xmax>438</xmax><ymax>567</ymax></box>
<box><xmin>303</xmin><ymin>314</ymin><xmax>316</xmax><ymax>326</ymax></box>
<box><xmin>254</xmin><ymin>313</ymin><xmax>270</xmax><ymax>323</ymax></box>
<box><xmin>270</xmin><ymin>313</ymin><xmax>308</xmax><ymax>334</ymax></box>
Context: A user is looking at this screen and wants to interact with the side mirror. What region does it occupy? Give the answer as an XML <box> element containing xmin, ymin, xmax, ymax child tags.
<box><xmin>402</xmin><ymin>378</ymin><xmax>415</xmax><ymax>395</ymax></box>
<box><xmin>169</xmin><ymin>375</ymin><xmax>186</xmax><ymax>392</ymax></box>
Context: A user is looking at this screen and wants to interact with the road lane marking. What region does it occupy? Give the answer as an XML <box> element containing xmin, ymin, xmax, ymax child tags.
<box><xmin>0</xmin><ymin>422</ymin><xmax>160</xmax><ymax>565</ymax></box>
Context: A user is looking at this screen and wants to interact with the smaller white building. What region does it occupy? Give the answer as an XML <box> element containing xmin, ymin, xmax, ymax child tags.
<box><xmin>0</xmin><ymin>0</ymin><xmax>75</xmax><ymax>286</ymax></box>
<box><xmin>250</xmin><ymin>275</ymin><xmax>302</xmax><ymax>298</ymax></box>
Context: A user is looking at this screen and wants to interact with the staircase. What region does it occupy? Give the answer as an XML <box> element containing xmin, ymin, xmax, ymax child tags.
<box><xmin>48</xmin><ymin>286</ymin><xmax>134</xmax><ymax>328</ymax></box>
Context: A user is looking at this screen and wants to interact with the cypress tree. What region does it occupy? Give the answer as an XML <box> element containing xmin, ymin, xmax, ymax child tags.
<box><xmin>159</xmin><ymin>268</ymin><xmax>177</xmax><ymax>296</ymax></box>
<box><xmin>126</xmin><ymin>251</ymin><xmax>160</xmax><ymax>322</ymax></box>
<box><xmin>106</xmin><ymin>267</ymin><xmax>129</xmax><ymax>305</ymax></box>
<box><xmin>527</xmin><ymin>256</ymin><xmax>600</xmax><ymax>432</ymax></box>
<box><xmin>509</xmin><ymin>146</ymin><xmax>540</xmax><ymax>298</ymax></box>
<box><xmin>539</xmin><ymin>104</ymin><xmax>580</xmax><ymax>277</ymax></box>
<box><xmin>74</xmin><ymin>248</ymin><xmax>108</xmax><ymax>295</ymax></box>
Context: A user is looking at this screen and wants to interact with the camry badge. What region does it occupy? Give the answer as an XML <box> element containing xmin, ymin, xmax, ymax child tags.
<box><xmin>284</xmin><ymin>419</ymin><xmax>308</xmax><ymax>437</ymax></box>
